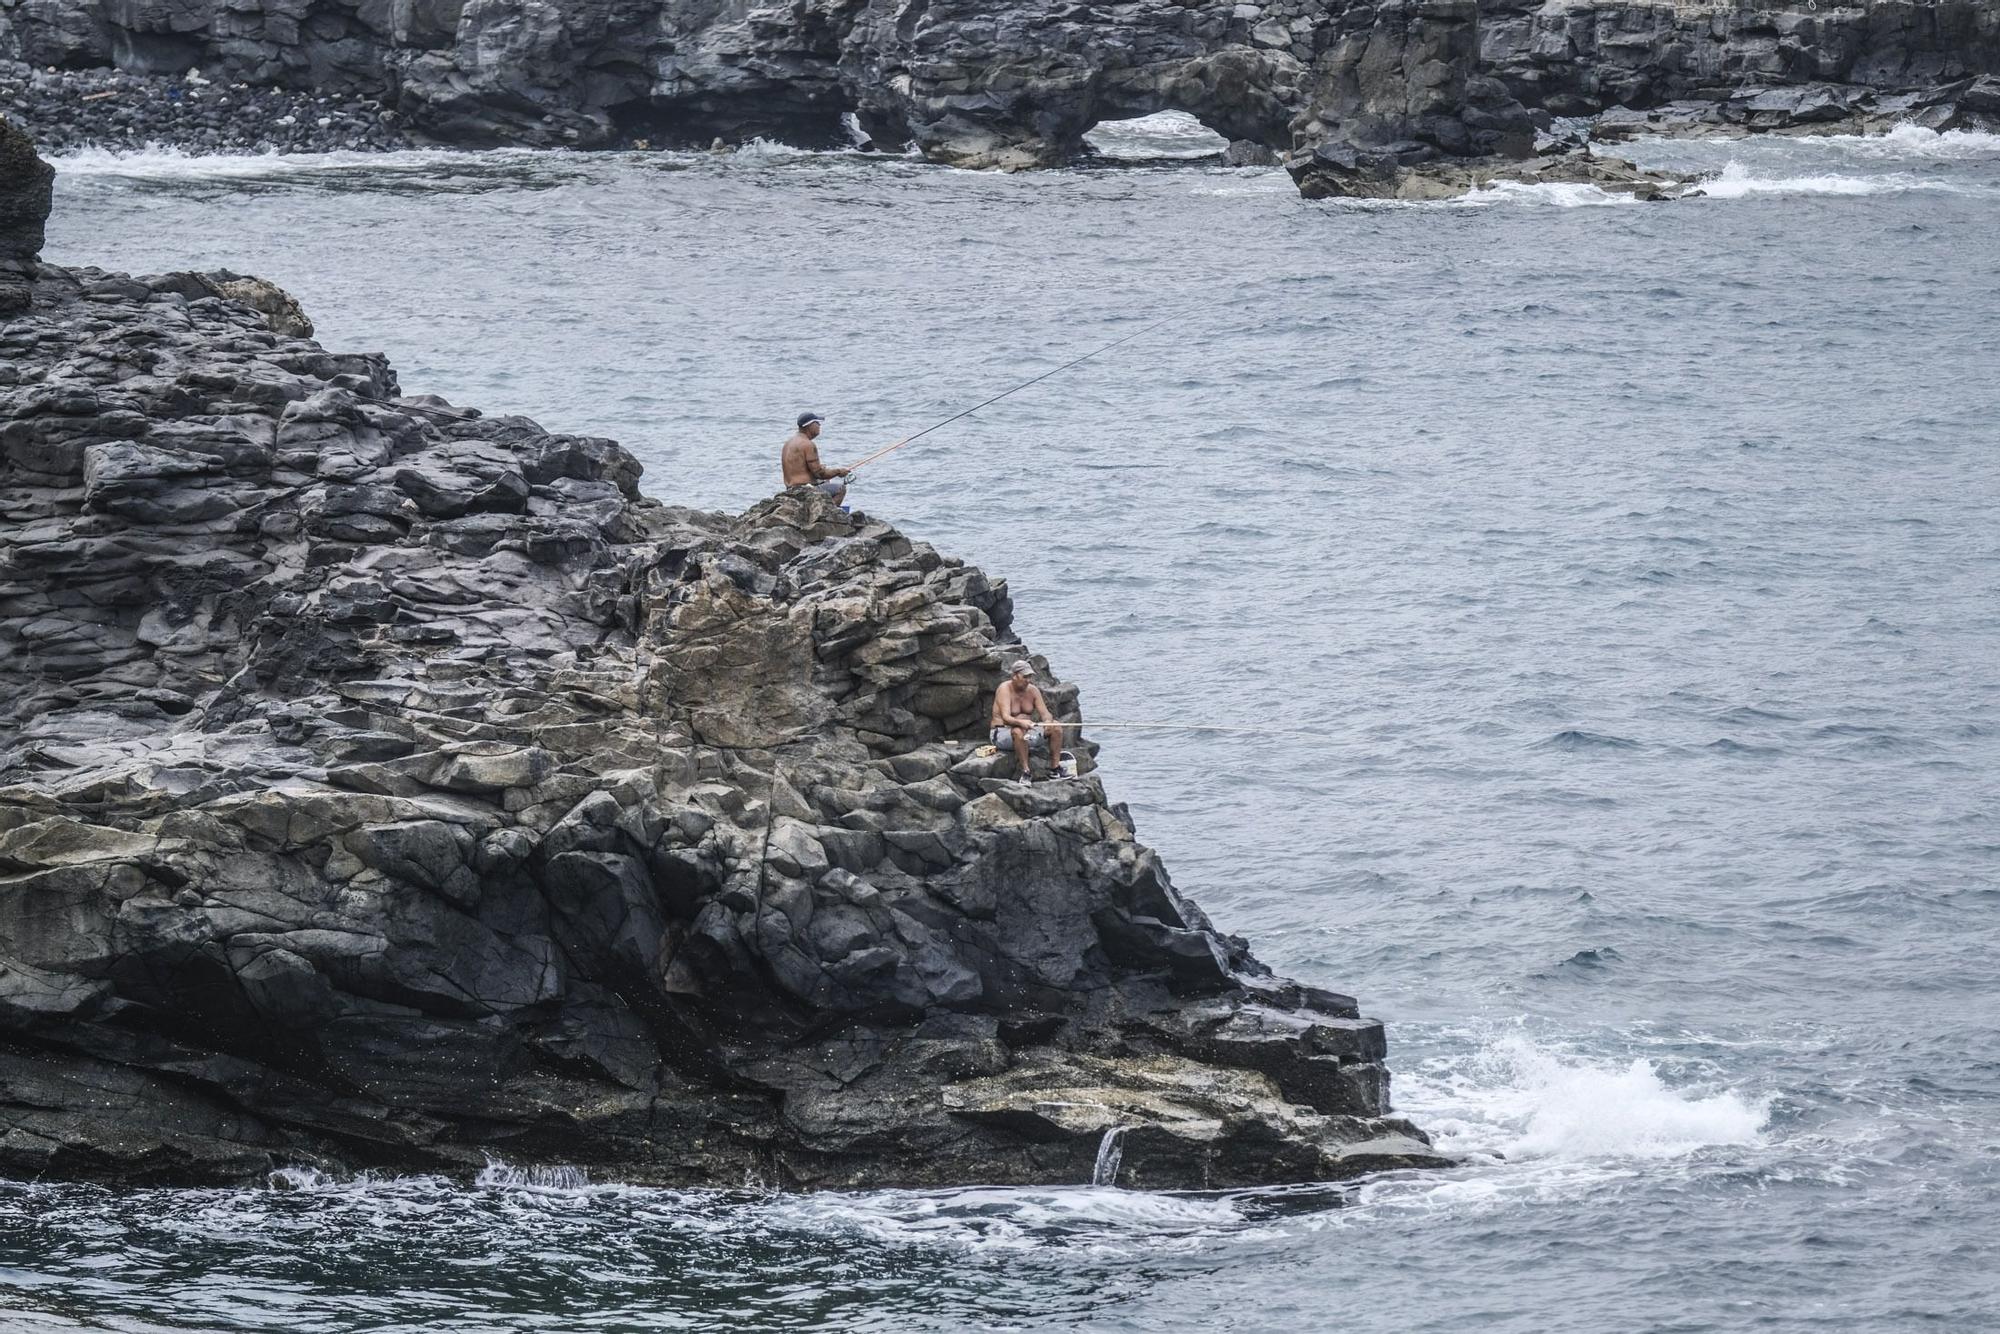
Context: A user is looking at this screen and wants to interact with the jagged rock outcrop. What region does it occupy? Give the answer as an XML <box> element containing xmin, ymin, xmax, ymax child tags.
<box><xmin>0</xmin><ymin>138</ymin><xmax>1442</xmax><ymax>1189</ymax></box>
<box><xmin>1482</xmin><ymin>0</ymin><xmax>2000</xmax><ymax>118</ymax></box>
<box><xmin>0</xmin><ymin>113</ymin><xmax>51</xmax><ymax>320</ymax></box>
<box><xmin>1289</xmin><ymin>136</ymin><xmax>1696</xmax><ymax>198</ymax></box>
<box><xmin>1</xmin><ymin>113</ymin><xmax>52</xmax><ymax>264</ymax></box>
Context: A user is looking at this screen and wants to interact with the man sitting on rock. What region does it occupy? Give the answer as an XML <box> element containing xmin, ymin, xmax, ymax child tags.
<box><xmin>781</xmin><ymin>411</ymin><xmax>850</xmax><ymax>504</ymax></box>
<box><xmin>991</xmin><ymin>659</ymin><xmax>1067</xmax><ymax>782</ymax></box>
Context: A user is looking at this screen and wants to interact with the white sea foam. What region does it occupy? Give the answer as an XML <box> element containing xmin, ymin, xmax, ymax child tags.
<box><xmin>1085</xmin><ymin>110</ymin><xmax>1230</xmax><ymax>160</ymax></box>
<box><xmin>1454</xmin><ymin>180</ymin><xmax>1642</xmax><ymax>209</ymax></box>
<box><xmin>236</xmin><ymin>1166</ymin><xmax>1258</xmax><ymax>1257</ymax></box>
<box><xmin>751</xmin><ymin>1183</ymin><xmax>1255</xmax><ymax>1255</ymax></box>
<box><xmin>474</xmin><ymin>1159</ymin><xmax>591</xmax><ymax>1192</ymax></box>
<box><xmin>1690</xmin><ymin>161</ymin><xmax>1956</xmax><ymax>199</ymax></box>
<box><xmin>1315</xmin><ymin>1034</ymin><xmax>1774</xmax><ymax>1223</ymax></box>
<box><xmin>1862</xmin><ymin>123</ymin><xmax>2000</xmax><ymax>159</ymax></box>
<box><xmin>1503</xmin><ymin>1053</ymin><xmax>1768</xmax><ymax>1161</ymax></box>
<box><xmin>1630</xmin><ymin>122</ymin><xmax>2000</xmax><ymax>162</ymax></box>
<box><xmin>265</xmin><ymin>1164</ymin><xmax>336</xmax><ymax>1191</ymax></box>
<box><xmin>1406</xmin><ymin>1035</ymin><xmax>1771</xmax><ymax>1163</ymax></box>
<box><xmin>46</xmin><ymin>144</ymin><xmax>560</xmax><ymax>180</ymax></box>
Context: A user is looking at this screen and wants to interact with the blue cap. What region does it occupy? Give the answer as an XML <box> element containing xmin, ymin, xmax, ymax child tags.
<box><xmin>798</xmin><ymin>411</ymin><xmax>824</xmax><ymax>429</ymax></box>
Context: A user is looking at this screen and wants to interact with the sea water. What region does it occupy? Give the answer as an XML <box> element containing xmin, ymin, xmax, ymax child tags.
<box><xmin>10</xmin><ymin>117</ymin><xmax>2000</xmax><ymax>1331</ymax></box>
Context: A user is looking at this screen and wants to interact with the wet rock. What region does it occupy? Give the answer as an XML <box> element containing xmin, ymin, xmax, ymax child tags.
<box><xmin>0</xmin><ymin>235</ymin><xmax>1442</xmax><ymax>1189</ymax></box>
<box><xmin>0</xmin><ymin>114</ymin><xmax>54</xmax><ymax>268</ymax></box>
<box><xmin>205</xmin><ymin>271</ymin><xmax>314</xmax><ymax>338</ymax></box>
<box><xmin>1221</xmin><ymin>139</ymin><xmax>1279</xmax><ymax>168</ymax></box>
<box><xmin>1290</xmin><ymin>142</ymin><xmax>1697</xmax><ymax>202</ymax></box>
<box><xmin>1587</xmin><ymin>78</ymin><xmax>2000</xmax><ymax>144</ymax></box>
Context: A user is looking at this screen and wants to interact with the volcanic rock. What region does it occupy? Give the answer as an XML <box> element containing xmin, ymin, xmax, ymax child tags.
<box><xmin>0</xmin><ymin>0</ymin><xmax>1536</xmax><ymax>173</ymax></box>
<box><xmin>0</xmin><ymin>113</ymin><xmax>54</xmax><ymax>269</ymax></box>
<box><xmin>0</xmin><ymin>152</ymin><xmax>1444</xmax><ymax>1189</ymax></box>
<box><xmin>1481</xmin><ymin>0</ymin><xmax>2000</xmax><ymax>120</ymax></box>
<box><xmin>1290</xmin><ymin>141</ymin><xmax>1696</xmax><ymax>202</ymax></box>
<box><xmin>6</xmin><ymin>2</ymin><xmax>1996</xmax><ymax>196</ymax></box>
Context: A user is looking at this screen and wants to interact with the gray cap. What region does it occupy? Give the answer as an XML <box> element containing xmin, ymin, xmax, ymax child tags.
<box><xmin>798</xmin><ymin>411</ymin><xmax>824</xmax><ymax>429</ymax></box>
<box><xmin>1009</xmin><ymin>659</ymin><xmax>1032</xmax><ymax>676</ymax></box>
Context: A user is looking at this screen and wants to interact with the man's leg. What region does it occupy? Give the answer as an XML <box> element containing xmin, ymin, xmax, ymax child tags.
<box><xmin>1011</xmin><ymin>725</ymin><xmax>1032</xmax><ymax>778</ymax></box>
<box><xmin>1044</xmin><ymin>723</ymin><xmax>1065</xmax><ymax>776</ymax></box>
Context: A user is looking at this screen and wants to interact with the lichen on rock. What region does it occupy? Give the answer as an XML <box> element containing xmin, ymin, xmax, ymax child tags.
<box><xmin>0</xmin><ymin>134</ymin><xmax>1443</xmax><ymax>1188</ymax></box>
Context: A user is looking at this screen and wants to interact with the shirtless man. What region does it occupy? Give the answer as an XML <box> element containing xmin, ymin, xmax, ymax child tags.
<box><xmin>990</xmin><ymin>659</ymin><xmax>1067</xmax><ymax>781</ymax></box>
<box><xmin>780</xmin><ymin>412</ymin><xmax>849</xmax><ymax>503</ymax></box>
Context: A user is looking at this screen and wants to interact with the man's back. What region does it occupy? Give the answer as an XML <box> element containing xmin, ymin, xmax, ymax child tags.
<box><xmin>781</xmin><ymin>431</ymin><xmax>815</xmax><ymax>487</ymax></box>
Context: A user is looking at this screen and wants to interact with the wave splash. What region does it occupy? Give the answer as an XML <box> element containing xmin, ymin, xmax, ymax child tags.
<box><xmin>1406</xmin><ymin>1035</ymin><xmax>1771</xmax><ymax>1164</ymax></box>
<box><xmin>45</xmin><ymin>143</ymin><xmax>569</xmax><ymax>179</ymax></box>
<box><xmin>1693</xmin><ymin>160</ymin><xmax>1958</xmax><ymax>199</ymax></box>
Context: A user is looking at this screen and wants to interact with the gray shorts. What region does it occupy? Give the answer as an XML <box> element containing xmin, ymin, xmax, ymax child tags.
<box><xmin>992</xmin><ymin>725</ymin><xmax>1045</xmax><ymax>750</ymax></box>
<box><xmin>814</xmin><ymin>478</ymin><xmax>846</xmax><ymax>496</ymax></box>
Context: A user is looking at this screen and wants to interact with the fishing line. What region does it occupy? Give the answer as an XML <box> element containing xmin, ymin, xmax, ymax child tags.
<box><xmin>1020</xmin><ymin>721</ymin><xmax>1322</xmax><ymax>739</ymax></box>
<box><xmin>848</xmin><ymin>314</ymin><xmax>1179</xmax><ymax>475</ymax></box>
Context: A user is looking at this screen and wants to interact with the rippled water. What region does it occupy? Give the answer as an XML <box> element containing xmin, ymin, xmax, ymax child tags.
<box><xmin>15</xmin><ymin>118</ymin><xmax>2000</xmax><ymax>1331</ymax></box>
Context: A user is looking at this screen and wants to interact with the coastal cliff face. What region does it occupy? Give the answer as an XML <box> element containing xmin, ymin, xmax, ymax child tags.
<box><xmin>0</xmin><ymin>127</ymin><xmax>1443</xmax><ymax>1189</ymax></box>
<box><xmin>6</xmin><ymin>4</ymin><xmax>1997</xmax><ymax>184</ymax></box>
<box><xmin>0</xmin><ymin>0</ymin><xmax>1529</xmax><ymax>165</ymax></box>
<box><xmin>1483</xmin><ymin>0</ymin><xmax>2000</xmax><ymax>117</ymax></box>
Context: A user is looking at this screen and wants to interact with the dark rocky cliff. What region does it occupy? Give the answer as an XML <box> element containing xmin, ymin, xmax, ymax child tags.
<box><xmin>6</xmin><ymin>2</ymin><xmax>1997</xmax><ymax>190</ymax></box>
<box><xmin>0</xmin><ymin>0</ymin><xmax>1537</xmax><ymax>164</ymax></box>
<box><xmin>1483</xmin><ymin>0</ymin><xmax>2000</xmax><ymax>116</ymax></box>
<box><xmin>0</xmin><ymin>122</ymin><xmax>1444</xmax><ymax>1189</ymax></box>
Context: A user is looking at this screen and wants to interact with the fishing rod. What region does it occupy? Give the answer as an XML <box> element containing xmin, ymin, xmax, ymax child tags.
<box><xmin>1031</xmin><ymin>721</ymin><xmax>1322</xmax><ymax>739</ymax></box>
<box><xmin>847</xmin><ymin>314</ymin><xmax>1178</xmax><ymax>475</ymax></box>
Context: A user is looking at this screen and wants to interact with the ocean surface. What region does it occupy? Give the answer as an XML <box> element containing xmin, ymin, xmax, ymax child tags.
<box><xmin>12</xmin><ymin>116</ymin><xmax>2000</xmax><ymax>1332</ymax></box>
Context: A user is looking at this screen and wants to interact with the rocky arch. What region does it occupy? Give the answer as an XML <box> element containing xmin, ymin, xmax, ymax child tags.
<box><xmin>843</xmin><ymin>4</ymin><xmax>1316</xmax><ymax>170</ymax></box>
<box><xmin>840</xmin><ymin>0</ymin><xmax>1527</xmax><ymax>171</ymax></box>
<box><xmin>0</xmin><ymin>0</ymin><xmax>1534</xmax><ymax>181</ymax></box>
<box><xmin>1077</xmin><ymin>53</ymin><xmax>1307</xmax><ymax>163</ymax></box>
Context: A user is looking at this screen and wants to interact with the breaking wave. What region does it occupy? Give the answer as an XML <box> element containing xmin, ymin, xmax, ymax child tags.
<box><xmin>1400</xmin><ymin>1035</ymin><xmax>1772</xmax><ymax>1165</ymax></box>
<box><xmin>1856</xmin><ymin>122</ymin><xmax>2000</xmax><ymax>158</ymax></box>
<box><xmin>1456</xmin><ymin>180</ymin><xmax>1643</xmax><ymax>208</ymax></box>
<box><xmin>1692</xmin><ymin>161</ymin><xmax>1963</xmax><ymax>199</ymax></box>
<box><xmin>46</xmin><ymin>144</ymin><xmax>559</xmax><ymax>180</ymax></box>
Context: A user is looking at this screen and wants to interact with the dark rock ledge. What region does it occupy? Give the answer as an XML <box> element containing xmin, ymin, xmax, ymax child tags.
<box><xmin>0</xmin><ymin>120</ymin><xmax>1445</xmax><ymax>1189</ymax></box>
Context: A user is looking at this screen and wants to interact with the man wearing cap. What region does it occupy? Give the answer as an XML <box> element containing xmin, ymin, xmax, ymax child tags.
<box><xmin>781</xmin><ymin>412</ymin><xmax>850</xmax><ymax>503</ymax></box>
<box><xmin>991</xmin><ymin>659</ymin><xmax>1067</xmax><ymax>781</ymax></box>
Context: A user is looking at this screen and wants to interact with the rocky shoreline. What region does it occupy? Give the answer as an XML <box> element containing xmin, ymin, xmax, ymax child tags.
<box><xmin>0</xmin><ymin>118</ymin><xmax>1447</xmax><ymax>1190</ymax></box>
<box><xmin>0</xmin><ymin>63</ymin><xmax>416</xmax><ymax>157</ymax></box>
<box><xmin>3</xmin><ymin>0</ymin><xmax>1991</xmax><ymax>195</ymax></box>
